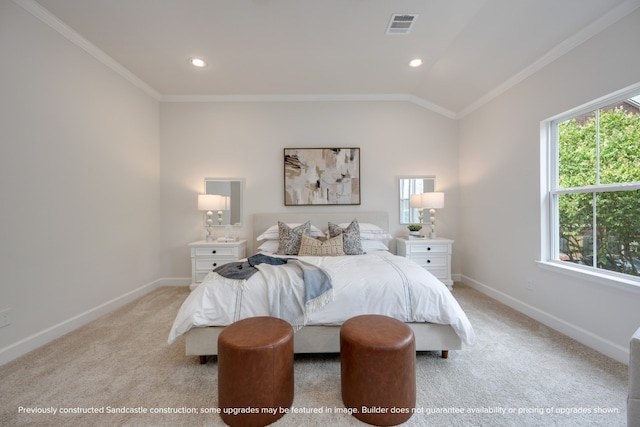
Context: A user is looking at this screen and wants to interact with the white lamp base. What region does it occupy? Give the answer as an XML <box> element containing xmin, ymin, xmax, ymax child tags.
<box><xmin>429</xmin><ymin>209</ymin><xmax>437</xmax><ymax>239</ymax></box>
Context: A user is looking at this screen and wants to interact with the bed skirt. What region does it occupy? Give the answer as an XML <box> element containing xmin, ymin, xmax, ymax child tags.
<box><xmin>184</xmin><ymin>322</ymin><xmax>461</xmax><ymax>362</ymax></box>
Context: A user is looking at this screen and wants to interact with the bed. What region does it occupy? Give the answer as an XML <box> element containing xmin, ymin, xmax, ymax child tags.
<box><xmin>168</xmin><ymin>212</ymin><xmax>475</xmax><ymax>363</ymax></box>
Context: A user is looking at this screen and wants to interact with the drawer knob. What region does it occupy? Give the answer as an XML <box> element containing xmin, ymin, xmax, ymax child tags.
<box><xmin>212</xmin><ymin>250</ymin><xmax>217</xmax><ymax>254</ymax></box>
<box><xmin>212</xmin><ymin>263</ymin><xmax>217</xmax><ymax>267</ymax></box>
<box><xmin>427</xmin><ymin>260</ymin><xmax>431</xmax><ymax>264</ymax></box>
<box><xmin>427</xmin><ymin>247</ymin><xmax>431</xmax><ymax>251</ymax></box>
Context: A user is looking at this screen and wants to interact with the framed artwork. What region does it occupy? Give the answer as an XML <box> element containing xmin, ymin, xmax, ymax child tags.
<box><xmin>284</xmin><ymin>148</ymin><xmax>361</xmax><ymax>206</ymax></box>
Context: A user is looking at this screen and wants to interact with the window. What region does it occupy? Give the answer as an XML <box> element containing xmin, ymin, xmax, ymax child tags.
<box><xmin>547</xmin><ymin>86</ymin><xmax>640</xmax><ymax>281</ymax></box>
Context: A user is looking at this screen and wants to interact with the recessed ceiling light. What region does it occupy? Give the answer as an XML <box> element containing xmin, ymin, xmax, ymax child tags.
<box><xmin>189</xmin><ymin>57</ymin><xmax>207</xmax><ymax>68</ymax></box>
<box><xmin>409</xmin><ymin>59</ymin><xmax>423</xmax><ymax>67</ymax></box>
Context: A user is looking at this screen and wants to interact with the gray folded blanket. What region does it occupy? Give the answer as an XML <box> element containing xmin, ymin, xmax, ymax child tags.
<box><xmin>213</xmin><ymin>253</ymin><xmax>290</xmax><ymax>280</ymax></box>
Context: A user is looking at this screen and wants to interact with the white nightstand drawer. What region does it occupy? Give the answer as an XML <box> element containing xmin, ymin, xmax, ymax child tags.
<box><xmin>408</xmin><ymin>244</ymin><xmax>449</xmax><ymax>254</ymax></box>
<box><xmin>425</xmin><ymin>267</ymin><xmax>448</xmax><ymax>280</ymax></box>
<box><xmin>411</xmin><ymin>254</ymin><xmax>448</xmax><ymax>268</ymax></box>
<box><xmin>195</xmin><ymin>257</ymin><xmax>236</xmax><ymax>270</ymax></box>
<box><xmin>195</xmin><ymin>247</ymin><xmax>238</xmax><ymax>257</ymax></box>
<box><xmin>195</xmin><ymin>271</ymin><xmax>211</xmax><ymax>283</ymax></box>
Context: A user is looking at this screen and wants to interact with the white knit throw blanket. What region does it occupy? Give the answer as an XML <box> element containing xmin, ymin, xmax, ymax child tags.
<box><xmin>255</xmin><ymin>259</ymin><xmax>334</xmax><ymax>331</ymax></box>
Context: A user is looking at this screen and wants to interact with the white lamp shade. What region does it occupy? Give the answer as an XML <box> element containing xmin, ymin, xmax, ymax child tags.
<box><xmin>410</xmin><ymin>194</ymin><xmax>423</xmax><ymax>209</ymax></box>
<box><xmin>420</xmin><ymin>192</ymin><xmax>445</xmax><ymax>209</ymax></box>
<box><xmin>198</xmin><ymin>194</ymin><xmax>223</xmax><ymax>211</ymax></box>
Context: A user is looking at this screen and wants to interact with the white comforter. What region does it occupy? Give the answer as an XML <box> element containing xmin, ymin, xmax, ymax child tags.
<box><xmin>167</xmin><ymin>251</ymin><xmax>476</xmax><ymax>345</ymax></box>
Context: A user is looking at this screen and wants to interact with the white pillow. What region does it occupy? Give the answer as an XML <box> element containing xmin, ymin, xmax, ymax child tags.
<box><xmin>257</xmin><ymin>240</ymin><xmax>279</xmax><ymax>252</ymax></box>
<box><xmin>256</xmin><ymin>223</ymin><xmax>324</xmax><ymax>241</ymax></box>
<box><xmin>338</xmin><ymin>222</ymin><xmax>384</xmax><ymax>231</ymax></box>
<box><xmin>359</xmin><ymin>231</ymin><xmax>393</xmax><ymax>240</ymax></box>
<box><xmin>361</xmin><ymin>240</ymin><xmax>389</xmax><ymax>252</ymax></box>
<box><xmin>337</xmin><ymin>222</ymin><xmax>391</xmax><ymax>240</ymax></box>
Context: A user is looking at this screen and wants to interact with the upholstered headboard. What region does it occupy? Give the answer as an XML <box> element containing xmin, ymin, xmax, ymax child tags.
<box><xmin>252</xmin><ymin>211</ymin><xmax>389</xmax><ymax>254</ymax></box>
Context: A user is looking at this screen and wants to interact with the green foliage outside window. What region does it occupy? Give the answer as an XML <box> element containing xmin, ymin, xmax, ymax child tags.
<box><xmin>557</xmin><ymin>104</ymin><xmax>640</xmax><ymax>276</ymax></box>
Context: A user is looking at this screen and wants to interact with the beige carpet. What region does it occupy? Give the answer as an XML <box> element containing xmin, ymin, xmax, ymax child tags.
<box><xmin>0</xmin><ymin>284</ymin><xmax>629</xmax><ymax>426</ymax></box>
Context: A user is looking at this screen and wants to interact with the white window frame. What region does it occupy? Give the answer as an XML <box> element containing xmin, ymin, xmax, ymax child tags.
<box><xmin>540</xmin><ymin>83</ymin><xmax>640</xmax><ymax>294</ymax></box>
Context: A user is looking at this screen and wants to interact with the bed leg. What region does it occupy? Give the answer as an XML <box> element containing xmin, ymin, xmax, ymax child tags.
<box><xmin>441</xmin><ymin>350</ymin><xmax>449</xmax><ymax>359</ymax></box>
<box><xmin>199</xmin><ymin>355</ymin><xmax>207</xmax><ymax>364</ymax></box>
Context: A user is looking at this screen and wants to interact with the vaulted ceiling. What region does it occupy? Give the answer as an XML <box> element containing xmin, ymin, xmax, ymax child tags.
<box><xmin>24</xmin><ymin>0</ymin><xmax>640</xmax><ymax>117</ymax></box>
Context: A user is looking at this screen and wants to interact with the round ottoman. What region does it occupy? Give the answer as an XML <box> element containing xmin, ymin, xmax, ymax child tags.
<box><xmin>340</xmin><ymin>315</ymin><xmax>416</xmax><ymax>426</ymax></box>
<box><xmin>218</xmin><ymin>316</ymin><xmax>294</xmax><ymax>427</ymax></box>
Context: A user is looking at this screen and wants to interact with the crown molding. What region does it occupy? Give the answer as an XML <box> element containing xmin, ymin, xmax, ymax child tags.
<box><xmin>160</xmin><ymin>93</ymin><xmax>409</xmax><ymax>103</ymax></box>
<box><xmin>13</xmin><ymin>0</ymin><xmax>161</xmax><ymax>100</ymax></box>
<box><xmin>161</xmin><ymin>93</ymin><xmax>458</xmax><ymax>118</ymax></box>
<box><xmin>408</xmin><ymin>96</ymin><xmax>458</xmax><ymax>119</ymax></box>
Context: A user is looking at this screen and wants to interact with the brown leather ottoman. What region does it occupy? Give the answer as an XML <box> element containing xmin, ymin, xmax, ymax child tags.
<box><xmin>218</xmin><ymin>316</ymin><xmax>294</xmax><ymax>427</ymax></box>
<box><xmin>340</xmin><ymin>315</ymin><xmax>416</xmax><ymax>426</ymax></box>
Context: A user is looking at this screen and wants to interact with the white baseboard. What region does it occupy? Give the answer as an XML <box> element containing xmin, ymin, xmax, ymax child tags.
<box><xmin>0</xmin><ymin>279</ymin><xmax>162</xmax><ymax>366</ymax></box>
<box><xmin>157</xmin><ymin>277</ymin><xmax>192</xmax><ymax>287</ymax></box>
<box><xmin>460</xmin><ymin>275</ymin><xmax>629</xmax><ymax>365</ymax></box>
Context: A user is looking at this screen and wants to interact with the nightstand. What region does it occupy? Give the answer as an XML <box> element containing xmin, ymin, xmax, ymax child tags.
<box><xmin>396</xmin><ymin>237</ymin><xmax>453</xmax><ymax>290</ymax></box>
<box><xmin>189</xmin><ymin>240</ymin><xmax>247</xmax><ymax>287</ymax></box>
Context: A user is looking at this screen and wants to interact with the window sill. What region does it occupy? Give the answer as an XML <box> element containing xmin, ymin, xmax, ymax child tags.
<box><xmin>537</xmin><ymin>260</ymin><xmax>640</xmax><ymax>295</ymax></box>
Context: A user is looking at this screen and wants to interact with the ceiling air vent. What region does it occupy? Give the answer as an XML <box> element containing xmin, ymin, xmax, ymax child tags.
<box><xmin>386</xmin><ymin>14</ymin><xmax>418</xmax><ymax>35</ymax></box>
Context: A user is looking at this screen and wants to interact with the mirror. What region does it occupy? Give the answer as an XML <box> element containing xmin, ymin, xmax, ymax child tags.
<box><xmin>399</xmin><ymin>176</ymin><xmax>435</xmax><ymax>224</ymax></box>
<box><xmin>204</xmin><ymin>178</ymin><xmax>244</xmax><ymax>226</ymax></box>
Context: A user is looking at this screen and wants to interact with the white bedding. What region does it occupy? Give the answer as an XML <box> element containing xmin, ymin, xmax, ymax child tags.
<box><xmin>168</xmin><ymin>251</ymin><xmax>475</xmax><ymax>346</ymax></box>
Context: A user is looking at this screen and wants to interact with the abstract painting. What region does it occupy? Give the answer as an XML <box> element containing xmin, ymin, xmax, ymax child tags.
<box><xmin>284</xmin><ymin>148</ymin><xmax>360</xmax><ymax>205</ymax></box>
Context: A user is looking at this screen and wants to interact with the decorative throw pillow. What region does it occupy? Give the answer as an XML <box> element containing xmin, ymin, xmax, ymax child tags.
<box><xmin>328</xmin><ymin>219</ymin><xmax>364</xmax><ymax>255</ymax></box>
<box><xmin>298</xmin><ymin>234</ymin><xmax>345</xmax><ymax>256</ymax></box>
<box><xmin>257</xmin><ymin>223</ymin><xmax>324</xmax><ymax>241</ymax></box>
<box><xmin>276</xmin><ymin>221</ymin><xmax>311</xmax><ymax>255</ymax></box>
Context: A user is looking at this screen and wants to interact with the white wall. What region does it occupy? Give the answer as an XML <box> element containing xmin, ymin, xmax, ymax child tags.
<box><xmin>159</xmin><ymin>101</ymin><xmax>459</xmax><ymax>277</ymax></box>
<box><xmin>458</xmin><ymin>9</ymin><xmax>640</xmax><ymax>363</ymax></box>
<box><xmin>0</xmin><ymin>1</ymin><xmax>161</xmax><ymax>364</ymax></box>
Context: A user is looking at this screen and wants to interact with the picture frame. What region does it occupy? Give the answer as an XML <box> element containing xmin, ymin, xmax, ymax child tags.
<box><xmin>284</xmin><ymin>148</ymin><xmax>361</xmax><ymax>206</ymax></box>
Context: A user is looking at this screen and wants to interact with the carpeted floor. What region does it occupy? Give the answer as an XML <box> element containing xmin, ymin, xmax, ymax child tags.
<box><xmin>0</xmin><ymin>284</ymin><xmax>629</xmax><ymax>426</ymax></box>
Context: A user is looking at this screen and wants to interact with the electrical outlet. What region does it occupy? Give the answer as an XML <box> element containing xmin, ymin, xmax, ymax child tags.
<box><xmin>525</xmin><ymin>279</ymin><xmax>534</xmax><ymax>291</ymax></box>
<box><xmin>0</xmin><ymin>309</ymin><xmax>11</xmax><ymax>328</ymax></box>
